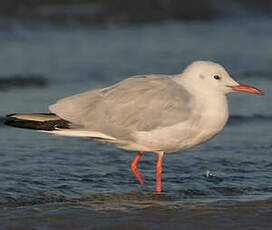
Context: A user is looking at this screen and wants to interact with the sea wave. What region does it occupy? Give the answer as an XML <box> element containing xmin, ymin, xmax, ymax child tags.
<box><xmin>228</xmin><ymin>114</ymin><xmax>272</xmax><ymax>125</ymax></box>
<box><xmin>0</xmin><ymin>75</ymin><xmax>48</xmax><ymax>91</ymax></box>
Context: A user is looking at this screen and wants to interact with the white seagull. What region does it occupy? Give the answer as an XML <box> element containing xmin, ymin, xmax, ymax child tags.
<box><xmin>5</xmin><ymin>61</ymin><xmax>263</xmax><ymax>193</ymax></box>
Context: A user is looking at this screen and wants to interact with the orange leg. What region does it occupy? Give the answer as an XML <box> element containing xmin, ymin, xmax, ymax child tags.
<box><xmin>156</xmin><ymin>153</ymin><xmax>164</xmax><ymax>194</ymax></box>
<box><xmin>131</xmin><ymin>152</ymin><xmax>144</xmax><ymax>185</ymax></box>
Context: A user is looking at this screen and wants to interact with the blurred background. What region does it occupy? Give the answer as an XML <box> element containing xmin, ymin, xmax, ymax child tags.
<box><xmin>0</xmin><ymin>0</ymin><xmax>271</xmax><ymax>114</ymax></box>
<box><xmin>0</xmin><ymin>1</ymin><xmax>272</xmax><ymax>229</ymax></box>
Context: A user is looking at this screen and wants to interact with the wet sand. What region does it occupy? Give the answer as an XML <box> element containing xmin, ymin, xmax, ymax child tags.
<box><xmin>1</xmin><ymin>198</ymin><xmax>272</xmax><ymax>230</ymax></box>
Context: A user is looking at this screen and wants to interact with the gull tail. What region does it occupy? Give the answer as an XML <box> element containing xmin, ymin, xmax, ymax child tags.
<box><xmin>4</xmin><ymin>113</ymin><xmax>117</xmax><ymax>141</ymax></box>
<box><xmin>4</xmin><ymin>113</ymin><xmax>70</xmax><ymax>131</ymax></box>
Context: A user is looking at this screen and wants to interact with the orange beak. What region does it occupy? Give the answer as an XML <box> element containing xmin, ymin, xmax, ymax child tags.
<box><xmin>228</xmin><ymin>84</ymin><xmax>264</xmax><ymax>95</ymax></box>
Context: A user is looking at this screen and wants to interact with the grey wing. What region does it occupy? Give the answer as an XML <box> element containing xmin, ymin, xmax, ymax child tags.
<box><xmin>49</xmin><ymin>75</ymin><xmax>193</xmax><ymax>138</ymax></box>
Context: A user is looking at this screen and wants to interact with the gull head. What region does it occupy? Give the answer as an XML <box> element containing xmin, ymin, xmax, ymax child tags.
<box><xmin>181</xmin><ymin>61</ymin><xmax>263</xmax><ymax>96</ymax></box>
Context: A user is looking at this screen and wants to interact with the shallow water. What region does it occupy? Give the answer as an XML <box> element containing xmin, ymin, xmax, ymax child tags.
<box><xmin>0</xmin><ymin>16</ymin><xmax>272</xmax><ymax>229</ymax></box>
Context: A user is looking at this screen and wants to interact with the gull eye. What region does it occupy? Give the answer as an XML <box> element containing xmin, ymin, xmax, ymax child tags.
<box><xmin>213</xmin><ymin>75</ymin><xmax>221</xmax><ymax>80</ymax></box>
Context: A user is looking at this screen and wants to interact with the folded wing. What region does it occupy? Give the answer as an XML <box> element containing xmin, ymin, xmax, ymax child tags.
<box><xmin>49</xmin><ymin>75</ymin><xmax>193</xmax><ymax>140</ymax></box>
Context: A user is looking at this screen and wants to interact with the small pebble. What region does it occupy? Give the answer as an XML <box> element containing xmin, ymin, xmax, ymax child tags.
<box><xmin>205</xmin><ymin>170</ymin><xmax>213</xmax><ymax>178</ymax></box>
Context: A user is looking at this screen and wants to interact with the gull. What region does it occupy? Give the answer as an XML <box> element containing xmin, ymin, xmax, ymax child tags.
<box><xmin>5</xmin><ymin>61</ymin><xmax>263</xmax><ymax>193</ymax></box>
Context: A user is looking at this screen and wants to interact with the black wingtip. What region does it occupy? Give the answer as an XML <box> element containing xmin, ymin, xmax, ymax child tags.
<box><xmin>4</xmin><ymin>113</ymin><xmax>71</xmax><ymax>131</ymax></box>
<box><xmin>6</xmin><ymin>113</ymin><xmax>17</xmax><ymax>118</ymax></box>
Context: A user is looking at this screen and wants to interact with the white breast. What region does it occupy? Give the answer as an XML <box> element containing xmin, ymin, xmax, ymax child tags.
<box><xmin>191</xmin><ymin>94</ymin><xmax>229</xmax><ymax>145</ymax></box>
<box><xmin>132</xmin><ymin>93</ymin><xmax>229</xmax><ymax>153</ymax></box>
